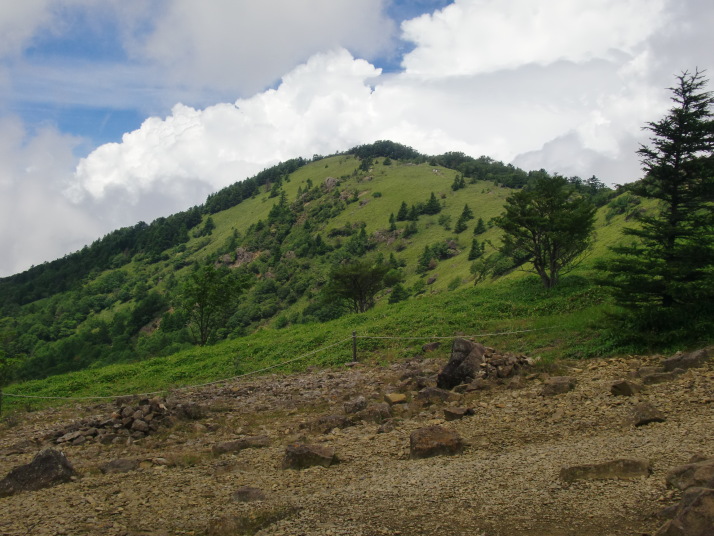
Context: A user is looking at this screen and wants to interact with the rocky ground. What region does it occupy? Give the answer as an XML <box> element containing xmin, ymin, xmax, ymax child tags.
<box><xmin>0</xmin><ymin>343</ymin><xmax>712</xmax><ymax>536</ymax></box>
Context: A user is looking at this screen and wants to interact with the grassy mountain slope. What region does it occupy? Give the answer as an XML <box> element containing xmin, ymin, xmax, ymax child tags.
<box><xmin>1</xmin><ymin>145</ymin><xmax>656</xmax><ymax>409</ymax></box>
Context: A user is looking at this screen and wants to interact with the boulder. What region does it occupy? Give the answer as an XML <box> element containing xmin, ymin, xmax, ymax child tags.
<box><xmin>560</xmin><ymin>459</ymin><xmax>651</xmax><ymax>483</ymax></box>
<box><xmin>656</xmin><ymin>487</ymin><xmax>714</xmax><ymax>536</ymax></box>
<box><xmin>436</xmin><ymin>338</ymin><xmax>486</xmax><ymax>389</ymax></box>
<box><xmin>633</xmin><ymin>402</ymin><xmax>666</xmax><ymax>427</ymax></box>
<box><xmin>610</xmin><ymin>379</ymin><xmax>643</xmax><ymax>397</ymax></box>
<box><xmin>282</xmin><ymin>443</ymin><xmax>336</xmax><ymax>470</ymax></box>
<box><xmin>409</xmin><ymin>425</ymin><xmax>463</xmax><ymax>459</ymax></box>
<box><xmin>642</xmin><ymin>369</ymin><xmax>685</xmax><ymax>385</ymax></box>
<box><xmin>541</xmin><ymin>376</ymin><xmax>577</xmax><ymax>396</ymax></box>
<box><xmin>666</xmin><ymin>458</ymin><xmax>714</xmax><ymax>491</ymax></box>
<box><xmin>662</xmin><ymin>349</ymin><xmax>710</xmax><ymax>372</ymax></box>
<box><xmin>0</xmin><ymin>449</ymin><xmax>77</xmax><ymax>497</ymax></box>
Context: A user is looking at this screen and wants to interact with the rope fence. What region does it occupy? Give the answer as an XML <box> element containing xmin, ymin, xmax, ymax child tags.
<box><xmin>0</xmin><ymin>327</ymin><xmax>553</xmax><ymax>408</ymax></box>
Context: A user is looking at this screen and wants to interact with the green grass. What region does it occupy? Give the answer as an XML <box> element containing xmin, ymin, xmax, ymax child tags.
<box><xmin>3</xmin><ymin>275</ymin><xmax>617</xmax><ymax>413</ymax></box>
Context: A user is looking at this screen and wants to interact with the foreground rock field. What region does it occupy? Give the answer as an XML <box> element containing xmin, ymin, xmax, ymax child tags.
<box><xmin>0</xmin><ymin>344</ymin><xmax>712</xmax><ymax>536</ymax></box>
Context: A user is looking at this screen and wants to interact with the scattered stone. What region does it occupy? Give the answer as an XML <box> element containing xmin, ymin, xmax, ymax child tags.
<box><xmin>662</xmin><ymin>348</ymin><xmax>710</xmax><ymax>372</ymax></box>
<box><xmin>436</xmin><ymin>338</ymin><xmax>485</xmax><ymax>389</ymax></box>
<box><xmin>384</xmin><ymin>393</ymin><xmax>407</xmax><ymax>405</ymax></box>
<box><xmin>642</xmin><ymin>369</ymin><xmax>685</xmax><ymax>385</ymax></box>
<box><xmin>207</xmin><ymin>506</ymin><xmax>297</xmax><ymax>536</ymax></box>
<box><xmin>231</xmin><ymin>486</ymin><xmax>266</xmax><ymax>503</ymax></box>
<box><xmin>131</xmin><ymin>419</ymin><xmax>150</xmax><ymax>433</ymax></box>
<box><xmin>560</xmin><ymin>459</ymin><xmax>651</xmax><ymax>483</ymax></box>
<box><xmin>211</xmin><ymin>435</ymin><xmax>270</xmax><ymax>456</ymax></box>
<box><xmin>666</xmin><ymin>457</ymin><xmax>714</xmax><ymax>491</ymax></box>
<box><xmin>633</xmin><ymin>402</ymin><xmax>666</xmax><ymax>427</ymax></box>
<box><xmin>465</xmin><ymin>378</ymin><xmax>491</xmax><ymax>392</ymax></box>
<box><xmin>656</xmin><ymin>487</ymin><xmax>714</xmax><ymax>536</ymax></box>
<box><xmin>99</xmin><ymin>458</ymin><xmax>140</xmax><ymax>474</ymax></box>
<box><xmin>307</xmin><ymin>415</ymin><xmax>352</xmax><ymax>434</ymax></box>
<box><xmin>422</xmin><ymin>342</ymin><xmax>441</xmax><ymax>353</ymax></box>
<box><xmin>173</xmin><ymin>402</ymin><xmax>205</xmax><ymax>421</ymax></box>
<box><xmin>282</xmin><ymin>443</ymin><xmax>336</xmax><ymax>470</ymax></box>
<box><xmin>409</xmin><ymin>425</ymin><xmax>463</xmax><ymax>459</ymax></box>
<box><xmin>610</xmin><ymin>379</ymin><xmax>643</xmax><ymax>397</ymax></box>
<box><xmin>377</xmin><ymin>420</ymin><xmax>396</xmax><ymax>434</ymax></box>
<box><xmin>343</xmin><ymin>396</ymin><xmax>367</xmax><ymax>414</ymax></box>
<box><xmin>416</xmin><ymin>387</ymin><xmax>457</xmax><ymax>404</ymax></box>
<box><xmin>541</xmin><ymin>376</ymin><xmax>577</xmax><ymax>396</ymax></box>
<box><xmin>353</xmin><ymin>403</ymin><xmax>391</xmax><ymax>424</ymax></box>
<box><xmin>0</xmin><ymin>449</ymin><xmax>77</xmax><ymax>497</ymax></box>
<box><xmin>443</xmin><ymin>407</ymin><xmax>474</xmax><ymax>421</ymax></box>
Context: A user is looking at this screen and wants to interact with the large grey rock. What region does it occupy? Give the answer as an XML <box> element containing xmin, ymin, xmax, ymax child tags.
<box><xmin>0</xmin><ymin>449</ymin><xmax>77</xmax><ymax>497</ymax></box>
<box><xmin>436</xmin><ymin>338</ymin><xmax>485</xmax><ymax>389</ymax></box>
<box><xmin>560</xmin><ymin>459</ymin><xmax>651</xmax><ymax>483</ymax></box>
<box><xmin>409</xmin><ymin>425</ymin><xmax>463</xmax><ymax>459</ymax></box>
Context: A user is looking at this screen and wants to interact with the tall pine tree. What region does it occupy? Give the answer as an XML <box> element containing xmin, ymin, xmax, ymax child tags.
<box><xmin>601</xmin><ymin>70</ymin><xmax>714</xmax><ymax>338</ymax></box>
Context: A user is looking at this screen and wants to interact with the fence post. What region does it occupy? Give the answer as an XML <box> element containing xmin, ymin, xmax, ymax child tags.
<box><xmin>352</xmin><ymin>331</ymin><xmax>357</xmax><ymax>362</ymax></box>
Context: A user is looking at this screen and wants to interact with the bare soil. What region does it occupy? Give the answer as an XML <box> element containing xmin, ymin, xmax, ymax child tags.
<box><xmin>0</xmin><ymin>350</ymin><xmax>712</xmax><ymax>536</ymax></box>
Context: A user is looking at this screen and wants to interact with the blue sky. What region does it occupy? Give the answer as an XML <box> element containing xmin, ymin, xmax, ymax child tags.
<box><xmin>0</xmin><ymin>0</ymin><xmax>712</xmax><ymax>276</ymax></box>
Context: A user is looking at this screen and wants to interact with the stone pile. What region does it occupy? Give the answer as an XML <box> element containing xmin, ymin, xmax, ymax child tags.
<box><xmin>657</xmin><ymin>455</ymin><xmax>714</xmax><ymax>535</ymax></box>
<box><xmin>437</xmin><ymin>338</ymin><xmax>533</xmax><ymax>389</ymax></box>
<box><xmin>48</xmin><ymin>397</ymin><xmax>201</xmax><ymax>446</ymax></box>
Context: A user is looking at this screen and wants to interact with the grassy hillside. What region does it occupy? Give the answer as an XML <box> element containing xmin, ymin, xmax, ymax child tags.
<box><xmin>2</xmin><ymin>143</ymin><xmax>667</xmax><ymax>409</ymax></box>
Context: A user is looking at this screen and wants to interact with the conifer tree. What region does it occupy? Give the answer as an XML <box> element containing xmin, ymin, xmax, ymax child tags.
<box><xmin>601</xmin><ymin>70</ymin><xmax>714</xmax><ymax>337</ymax></box>
<box><xmin>396</xmin><ymin>201</ymin><xmax>409</xmax><ymax>221</ymax></box>
<box><xmin>468</xmin><ymin>239</ymin><xmax>483</xmax><ymax>260</ymax></box>
<box><xmin>423</xmin><ymin>192</ymin><xmax>441</xmax><ymax>215</ymax></box>
<box><xmin>473</xmin><ymin>217</ymin><xmax>486</xmax><ymax>235</ymax></box>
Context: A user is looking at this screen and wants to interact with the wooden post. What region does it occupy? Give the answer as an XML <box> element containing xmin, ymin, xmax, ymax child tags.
<box><xmin>352</xmin><ymin>331</ymin><xmax>357</xmax><ymax>362</ymax></box>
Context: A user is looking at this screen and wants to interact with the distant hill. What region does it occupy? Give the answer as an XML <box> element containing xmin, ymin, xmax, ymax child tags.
<box><xmin>0</xmin><ymin>141</ymin><xmax>624</xmax><ymax>382</ymax></box>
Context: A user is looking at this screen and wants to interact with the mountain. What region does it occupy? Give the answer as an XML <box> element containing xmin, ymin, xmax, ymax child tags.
<box><xmin>0</xmin><ymin>141</ymin><xmax>622</xmax><ymax>386</ymax></box>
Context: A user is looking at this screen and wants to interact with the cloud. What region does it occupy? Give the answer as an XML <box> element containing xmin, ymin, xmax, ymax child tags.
<box><xmin>400</xmin><ymin>0</ymin><xmax>666</xmax><ymax>76</ymax></box>
<box><xmin>135</xmin><ymin>0</ymin><xmax>396</xmax><ymax>96</ymax></box>
<box><xmin>0</xmin><ymin>117</ymin><xmax>100</xmax><ymax>276</ymax></box>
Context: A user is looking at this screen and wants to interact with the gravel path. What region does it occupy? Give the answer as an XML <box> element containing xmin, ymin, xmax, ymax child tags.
<box><xmin>0</xmin><ymin>350</ymin><xmax>712</xmax><ymax>535</ymax></box>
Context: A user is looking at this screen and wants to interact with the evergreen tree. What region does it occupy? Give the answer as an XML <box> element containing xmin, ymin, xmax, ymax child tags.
<box><xmin>468</xmin><ymin>239</ymin><xmax>483</xmax><ymax>260</ymax></box>
<box><xmin>388</xmin><ymin>283</ymin><xmax>410</xmax><ymax>304</ymax></box>
<box><xmin>403</xmin><ymin>220</ymin><xmax>418</xmax><ymax>238</ymax></box>
<box><xmin>417</xmin><ymin>246</ymin><xmax>434</xmax><ymax>273</ymax></box>
<box><xmin>474</xmin><ymin>217</ymin><xmax>486</xmax><ymax>235</ymax></box>
<box><xmin>388</xmin><ymin>213</ymin><xmax>397</xmax><ymax>232</ymax></box>
<box><xmin>454</xmin><ymin>215</ymin><xmax>468</xmax><ymax>233</ymax></box>
<box><xmin>600</xmin><ymin>70</ymin><xmax>714</xmax><ymax>337</ymax></box>
<box><xmin>423</xmin><ymin>192</ymin><xmax>442</xmax><ymax>215</ymax></box>
<box><xmin>461</xmin><ymin>204</ymin><xmax>474</xmax><ymax>220</ymax></box>
<box><xmin>407</xmin><ymin>204</ymin><xmax>419</xmax><ymax>221</ymax></box>
<box><xmin>396</xmin><ymin>201</ymin><xmax>409</xmax><ymax>221</ymax></box>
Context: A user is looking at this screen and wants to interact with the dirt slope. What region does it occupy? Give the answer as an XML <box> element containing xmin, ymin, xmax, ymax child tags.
<box><xmin>0</xmin><ymin>350</ymin><xmax>712</xmax><ymax>536</ymax></box>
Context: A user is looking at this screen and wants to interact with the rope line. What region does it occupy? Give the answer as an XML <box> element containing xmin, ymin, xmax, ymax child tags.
<box><xmin>2</xmin><ymin>327</ymin><xmax>552</xmax><ymax>402</ymax></box>
<box><xmin>355</xmin><ymin>327</ymin><xmax>554</xmax><ymax>340</ymax></box>
<box><xmin>2</xmin><ymin>337</ymin><xmax>352</xmax><ymax>401</ymax></box>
